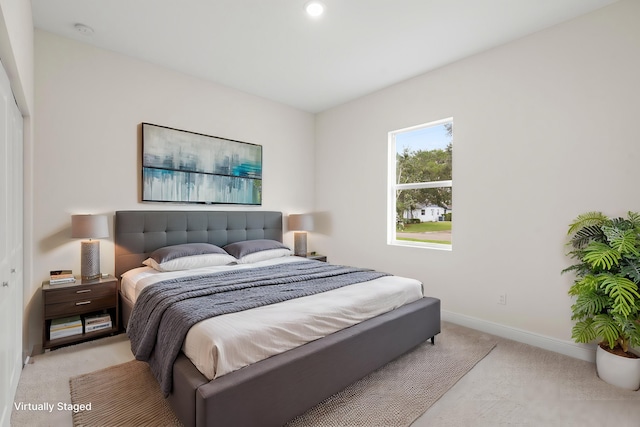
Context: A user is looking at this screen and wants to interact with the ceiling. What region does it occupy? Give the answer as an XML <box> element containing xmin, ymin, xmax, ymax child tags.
<box><xmin>32</xmin><ymin>0</ymin><xmax>618</xmax><ymax>113</ymax></box>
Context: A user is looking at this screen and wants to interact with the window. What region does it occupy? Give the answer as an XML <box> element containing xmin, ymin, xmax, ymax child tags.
<box><xmin>388</xmin><ymin>118</ymin><xmax>452</xmax><ymax>249</ymax></box>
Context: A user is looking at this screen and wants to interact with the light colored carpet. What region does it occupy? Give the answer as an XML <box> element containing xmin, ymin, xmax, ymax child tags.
<box><xmin>13</xmin><ymin>322</ymin><xmax>640</xmax><ymax>427</ymax></box>
<box><xmin>11</xmin><ymin>334</ymin><xmax>133</xmax><ymax>427</ymax></box>
<box><xmin>286</xmin><ymin>323</ymin><xmax>496</xmax><ymax>426</ymax></box>
<box><xmin>69</xmin><ymin>360</ymin><xmax>181</xmax><ymax>427</ymax></box>
<box><xmin>413</xmin><ymin>331</ymin><xmax>640</xmax><ymax>427</ymax></box>
<box><xmin>65</xmin><ymin>323</ymin><xmax>495</xmax><ymax>427</ymax></box>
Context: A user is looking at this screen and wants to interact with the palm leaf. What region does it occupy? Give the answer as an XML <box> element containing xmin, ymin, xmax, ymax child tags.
<box><xmin>562</xmin><ymin>263</ymin><xmax>592</xmax><ymax>277</ymax></box>
<box><xmin>603</xmin><ymin>226</ymin><xmax>640</xmax><ymax>256</ymax></box>
<box><xmin>568</xmin><ymin>274</ymin><xmax>601</xmax><ymax>296</ymax></box>
<box><xmin>569</xmin><ymin>225</ymin><xmax>604</xmax><ymax>249</ymax></box>
<box><xmin>626</xmin><ymin>322</ymin><xmax>640</xmax><ymax>349</ymax></box>
<box><xmin>620</xmin><ymin>259</ymin><xmax>640</xmax><ymax>282</ymax></box>
<box><xmin>571</xmin><ymin>318</ymin><xmax>597</xmax><ymax>344</ymax></box>
<box><xmin>593</xmin><ymin>314</ymin><xmax>623</xmax><ymax>349</ymax></box>
<box><xmin>570</xmin><ymin>291</ymin><xmax>610</xmax><ymax>319</ymax></box>
<box><xmin>617</xmin><ymin>315</ymin><xmax>640</xmax><ymax>350</ymax></box>
<box><xmin>609</xmin><ymin>217</ymin><xmax>632</xmax><ymax>230</ymax></box>
<box><xmin>582</xmin><ymin>242</ymin><xmax>621</xmax><ymax>270</ymax></box>
<box><xmin>599</xmin><ymin>274</ymin><xmax>640</xmax><ymax>317</ymax></box>
<box><xmin>567</xmin><ymin>212</ymin><xmax>608</xmax><ymax>236</ymax></box>
<box><xmin>627</xmin><ymin>211</ymin><xmax>640</xmax><ymax>230</ymax></box>
<box><xmin>564</xmin><ymin>248</ymin><xmax>586</xmax><ymax>262</ymax></box>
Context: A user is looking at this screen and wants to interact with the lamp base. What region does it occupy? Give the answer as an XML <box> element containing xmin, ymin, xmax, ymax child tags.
<box><xmin>293</xmin><ymin>232</ymin><xmax>308</xmax><ymax>257</ymax></box>
<box><xmin>80</xmin><ymin>240</ymin><xmax>101</xmax><ymax>280</ymax></box>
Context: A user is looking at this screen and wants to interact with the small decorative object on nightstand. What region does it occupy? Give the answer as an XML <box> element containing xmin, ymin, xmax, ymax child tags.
<box><xmin>306</xmin><ymin>254</ymin><xmax>327</xmax><ymax>262</ymax></box>
<box><xmin>42</xmin><ymin>274</ymin><xmax>119</xmax><ymax>350</ymax></box>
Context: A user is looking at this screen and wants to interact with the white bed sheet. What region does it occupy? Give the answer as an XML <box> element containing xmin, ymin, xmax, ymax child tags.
<box><xmin>121</xmin><ymin>256</ymin><xmax>423</xmax><ymax>380</ymax></box>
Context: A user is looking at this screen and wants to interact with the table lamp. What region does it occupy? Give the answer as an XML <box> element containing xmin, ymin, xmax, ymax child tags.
<box><xmin>288</xmin><ymin>214</ymin><xmax>314</xmax><ymax>257</ymax></box>
<box><xmin>71</xmin><ymin>214</ymin><xmax>109</xmax><ymax>280</ymax></box>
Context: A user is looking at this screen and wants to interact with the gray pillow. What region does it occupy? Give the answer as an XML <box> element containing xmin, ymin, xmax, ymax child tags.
<box><xmin>148</xmin><ymin>243</ymin><xmax>227</xmax><ymax>264</ymax></box>
<box><xmin>223</xmin><ymin>239</ymin><xmax>289</xmax><ymax>259</ymax></box>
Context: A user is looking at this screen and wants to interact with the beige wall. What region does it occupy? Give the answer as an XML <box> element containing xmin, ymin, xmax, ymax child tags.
<box><xmin>30</xmin><ymin>30</ymin><xmax>316</xmax><ymax>353</ymax></box>
<box><xmin>0</xmin><ymin>0</ymin><xmax>33</xmax><ymax>112</ymax></box>
<box><xmin>314</xmin><ymin>0</ymin><xmax>640</xmax><ymax>357</ymax></box>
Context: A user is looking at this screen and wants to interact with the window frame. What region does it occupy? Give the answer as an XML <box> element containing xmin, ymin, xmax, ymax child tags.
<box><xmin>387</xmin><ymin>118</ymin><xmax>453</xmax><ymax>251</ymax></box>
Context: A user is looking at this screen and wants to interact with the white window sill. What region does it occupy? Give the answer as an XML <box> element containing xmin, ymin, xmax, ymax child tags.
<box><xmin>389</xmin><ymin>240</ymin><xmax>452</xmax><ymax>251</ymax></box>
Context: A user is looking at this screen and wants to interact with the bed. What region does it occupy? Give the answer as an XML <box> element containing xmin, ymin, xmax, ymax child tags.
<box><xmin>114</xmin><ymin>210</ymin><xmax>441</xmax><ymax>427</ymax></box>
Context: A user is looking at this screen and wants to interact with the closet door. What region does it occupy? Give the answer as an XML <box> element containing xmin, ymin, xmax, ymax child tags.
<box><xmin>0</xmin><ymin>60</ymin><xmax>23</xmax><ymax>427</ymax></box>
<box><xmin>0</xmin><ymin>61</ymin><xmax>11</xmax><ymax>427</ymax></box>
<box><xmin>8</xmin><ymin>74</ymin><xmax>23</xmax><ymax>416</ymax></box>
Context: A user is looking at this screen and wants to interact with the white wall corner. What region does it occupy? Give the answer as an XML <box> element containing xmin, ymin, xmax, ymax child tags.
<box><xmin>442</xmin><ymin>310</ymin><xmax>596</xmax><ymax>363</ymax></box>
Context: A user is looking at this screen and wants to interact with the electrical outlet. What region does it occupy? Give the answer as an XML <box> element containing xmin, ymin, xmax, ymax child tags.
<box><xmin>498</xmin><ymin>293</ymin><xmax>507</xmax><ymax>305</ymax></box>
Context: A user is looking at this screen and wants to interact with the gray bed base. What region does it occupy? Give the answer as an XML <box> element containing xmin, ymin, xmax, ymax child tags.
<box><xmin>114</xmin><ymin>210</ymin><xmax>441</xmax><ymax>427</ymax></box>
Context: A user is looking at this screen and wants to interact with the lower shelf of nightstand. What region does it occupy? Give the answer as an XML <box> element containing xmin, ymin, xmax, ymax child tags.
<box><xmin>43</xmin><ymin>326</ymin><xmax>120</xmax><ymax>350</ymax></box>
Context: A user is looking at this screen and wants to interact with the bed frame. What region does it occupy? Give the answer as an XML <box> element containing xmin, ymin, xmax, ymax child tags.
<box><xmin>114</xmin><ymin>210</ymin><xmax>441</xmax><ymax>427</ymax></box>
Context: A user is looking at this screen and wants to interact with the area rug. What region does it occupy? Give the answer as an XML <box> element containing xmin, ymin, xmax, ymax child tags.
<box><xmin>69</xmin><ymin>359</ymin><xmax>181</xmax><ymax>427</ymax></box>
<box><xmin>69</xmin><ymin>323</ymin><xmax>497</xmax><ymax>427</ymax></box>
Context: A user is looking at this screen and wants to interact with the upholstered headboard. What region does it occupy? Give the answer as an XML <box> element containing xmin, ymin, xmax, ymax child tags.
<box><xmin>114</xmin><ymin>210</ymin><xmax>283</xmax><ymax>278</ymax></box>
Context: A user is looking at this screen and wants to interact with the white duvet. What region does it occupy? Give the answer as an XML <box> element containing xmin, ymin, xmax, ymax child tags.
<box><xmin>121</xmin><ymin>256</ymin><xmax>423</xmax><ymax>380</ymax></box>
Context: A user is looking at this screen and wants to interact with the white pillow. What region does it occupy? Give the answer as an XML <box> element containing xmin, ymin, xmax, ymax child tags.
<box><xmin>236</xmin><ymin>248</ymin><xmax>292</xmax><ymax>264</ymax></box>
<box><xmin>143</xmin><ymin>253</ymin><xmax>237</xmax><ymax>272</ymax></box>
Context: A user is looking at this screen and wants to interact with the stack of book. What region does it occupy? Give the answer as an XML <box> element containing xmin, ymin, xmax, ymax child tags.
<box><xmin>49</xmin><ymin>270</ymin><xmax>75</xmax><ymax>285</ymax></box>
<box><xmin>83</xmin><ymin>313</ymin><xmax>112</xmax><ymax>333</ymax></box>
<box><xmin>50</xmin><ymin>316</ymin><xmax>82</xmax><ymax>340</ymax></box>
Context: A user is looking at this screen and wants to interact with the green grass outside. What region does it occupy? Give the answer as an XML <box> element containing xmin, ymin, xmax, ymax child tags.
<box><xmin>397</xmin><ymin>237</ymin><xmax>451</xmax><ymax>244</ymax></box>
<box><xmin>397</xmin><ymin>221</ymin><xmax>452</xmax><ymax>244</ymax></box>
<box><xmin>402</xmin><ymin>221</ymin><xmax>451</xmax><ymax>232</ymax></box>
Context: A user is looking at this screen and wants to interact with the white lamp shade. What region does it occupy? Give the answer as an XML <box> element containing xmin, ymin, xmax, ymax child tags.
<box><xmin>71</xmin><ymin>214</ymin><xmax>109</xmax><ymax>239</ymax></box>
<box><xmin>288</xmin><ymin>214</ymin><xmax>314</xmax><ymax>232</ymax></box>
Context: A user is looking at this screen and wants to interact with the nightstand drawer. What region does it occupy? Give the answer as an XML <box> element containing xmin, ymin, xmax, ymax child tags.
<box><xmin>45</xmin><ymin>295</ymin><xmax>117</xmax><ymax>318</ymax></box>
<box><xmin>44</xmin><ymin>282</ymin><xmax>117</xmax><ymax>304</ymax></box>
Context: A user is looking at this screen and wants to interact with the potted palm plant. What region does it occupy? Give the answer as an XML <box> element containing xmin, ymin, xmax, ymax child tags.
<box><xmin>563</xmin><ymin>211</ymin><xmax>640</xmax><ymax>390</ymax></box>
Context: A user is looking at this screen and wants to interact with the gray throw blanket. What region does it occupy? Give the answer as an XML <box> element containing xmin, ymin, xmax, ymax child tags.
<box><xmin>127</xmin><ymin>260</ymin><xmax>389</xmax><ymax>396</ymax></box>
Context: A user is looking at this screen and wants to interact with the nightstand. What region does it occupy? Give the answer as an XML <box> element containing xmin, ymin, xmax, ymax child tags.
<box><xmin>42</xmin><ymin>274</ymin><xmax>120</xmax><ymax>350</ymax></box>
<box><xmin>305</xmin><ymin>254</ymin><xmax>327</xmax><ymax>262</ymax></box>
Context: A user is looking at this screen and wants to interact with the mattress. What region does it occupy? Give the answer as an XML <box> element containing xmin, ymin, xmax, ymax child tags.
<box><xmin>122</xmin><ymin>256</ymin><xmax>423</xmax><ymax>380</ymax></box>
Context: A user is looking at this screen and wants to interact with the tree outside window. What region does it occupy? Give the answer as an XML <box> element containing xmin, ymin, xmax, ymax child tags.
<box><xmin>388</xmin><ymin>118</ymin><xmax>452</xmax><ymax>249</ymax></box>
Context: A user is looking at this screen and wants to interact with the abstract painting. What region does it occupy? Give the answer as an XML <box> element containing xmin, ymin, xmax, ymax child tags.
<box><xmin>142</xmin><ymin>123</ymin><xmax>262</xmax><ymax>205</ymax></box>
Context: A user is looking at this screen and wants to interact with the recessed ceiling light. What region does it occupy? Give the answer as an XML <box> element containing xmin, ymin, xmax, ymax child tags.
<box><xmin>74</xmin><ymin>23</ymin><xmax>94</xmax><ymax>36</ymax></box>
<box><xmin>305</xmin><ymin>1</ymin><xmax>325</xmax><ymax>18</ymax></box>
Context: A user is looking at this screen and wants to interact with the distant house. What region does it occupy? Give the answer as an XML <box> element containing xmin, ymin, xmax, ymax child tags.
<box><xmin>403</xmin><ymin>204</ymin><xmax>450</xmax><ymax>222</ymax></box>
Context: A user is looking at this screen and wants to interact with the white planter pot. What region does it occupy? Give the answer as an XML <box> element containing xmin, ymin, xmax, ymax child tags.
<box><xmin>596</xmin><ymin>345</ymin><xmax>640</xmax><ymax>391</ymax></box>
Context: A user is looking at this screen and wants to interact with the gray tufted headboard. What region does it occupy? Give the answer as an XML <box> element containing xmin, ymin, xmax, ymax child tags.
<box><xmin>114</xmin><ymin>210</ymin><xmax>283</xmax><ymax>278</ymax></box>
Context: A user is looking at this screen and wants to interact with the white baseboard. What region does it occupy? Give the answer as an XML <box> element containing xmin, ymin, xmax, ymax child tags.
<box><xmin>442</xmin><ymin>310</ymin><xmax>596</xmax><ymax>363</ymax></box>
